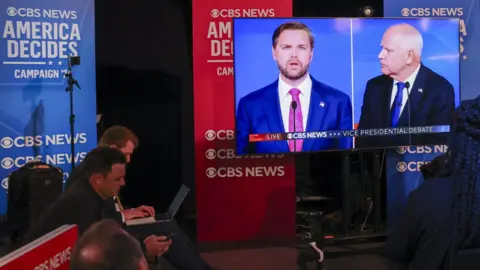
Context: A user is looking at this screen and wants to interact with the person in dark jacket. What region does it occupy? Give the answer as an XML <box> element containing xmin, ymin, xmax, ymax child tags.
<box><xmin>386</xmin><ymin>96</ymin><xmax>480</xmax><ymax>270</ymax></box>
<box><xmin>24</xmin><ymin>147</ymin><xmax>212</xmax><ymax>270</ymax></box>
<box><xmin>65</xmin><ymin>125</ymin><xmax>148</xmax><ymax>222</ymax></box>
<box><xmin>64</xmin><ymin>126</ymin><xmax>213</xmax><ymax>269</ymax></box>
<box><xmin>23</xmin><ymin>147</ymin><xmax>170</xmax><ymax>256</ymax></box>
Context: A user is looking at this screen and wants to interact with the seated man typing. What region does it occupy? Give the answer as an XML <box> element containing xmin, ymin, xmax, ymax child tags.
<box><xmin>64</xmin><ymin>126</ymin><xmax>212</xmax><ymax>270</ymax></box>
<box><xmin>66</xmin><ymin>126</ymin><xmax>161</xmax><ymax>222</ymax></box>
<box><xmin>24</xmin><ymin>147</ymin><xmax>170</xmax><ymax>258</ymax></box>
<box><xmin>24</xmin><ymin>147</ymin><xmax>211</xmax><ymax>270</ymax></box>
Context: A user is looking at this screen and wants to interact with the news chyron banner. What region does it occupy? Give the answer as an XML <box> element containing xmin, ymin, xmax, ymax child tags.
<box><xmin>384</xmin><ymin>0</ymin><xmax>480</xmax><ymax>228</ymax></box>
<box><xmin>192</xmin><ymin>0</ymin><xmax>294</xmax><ymax>242</ymax></box>
<box><xmin>0</xmin><ymin>1</ymin><xmax>96</xmax><ymax>213</ymax></box>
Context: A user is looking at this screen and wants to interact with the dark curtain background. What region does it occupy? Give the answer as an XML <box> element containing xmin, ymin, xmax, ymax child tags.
<box><xmin>94</xmin><ymin>0</ymin><xmax>384</xmax><ymax>239</ymax></box>
<box><xmin>95</xmin><ymin>0</ymin><xmax>192</xmax><ymax>213</ymax></box>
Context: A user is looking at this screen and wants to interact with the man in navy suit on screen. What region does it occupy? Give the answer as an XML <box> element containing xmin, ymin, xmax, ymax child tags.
<box><xmin>235</xmin><ymin>22</ymin><xmax>353</xmax><ymax>155</ymax></box>
<box><xmin>356</xmin><ymin>23</ymin><xmax>455</xmax><ymax>149</ymax></box>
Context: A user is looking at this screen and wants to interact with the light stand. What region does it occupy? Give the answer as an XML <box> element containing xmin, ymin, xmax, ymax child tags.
<box><xmin>64</xmin><ymin>55</ymin><xmax>81</xmax><ymax>173</ymax></box>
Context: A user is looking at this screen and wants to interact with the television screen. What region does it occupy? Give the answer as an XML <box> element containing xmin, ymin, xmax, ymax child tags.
<box><xmin>233</xmin><ymin>18</ymin><xmax>460</xmax><ymax>155</ymax></box>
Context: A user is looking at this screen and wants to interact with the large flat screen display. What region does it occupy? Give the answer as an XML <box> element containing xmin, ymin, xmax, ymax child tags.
<box><xmin>233</xmin><ymin>18</ymin><xmax>460</xmax><ymax>155</ymax></box>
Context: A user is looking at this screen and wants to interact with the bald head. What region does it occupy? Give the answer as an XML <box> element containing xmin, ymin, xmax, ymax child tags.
<box><xmin>378</xmin><ymin>23</ymin><xmax>423</xmax><ymax>81</ymax></box>
<box><xmin>385</xmin><ymin>23</ymin><xmax>423</xmax><ymax>56</ymax></box>
<box><xmin>70</xmin><ymin>220</ymin><xmax>147</xmax><ymax>270</ymax></box>
<box><xmin>77</xmin><ymin>245</ymin><xmax>102</xmax><ymax>263</ymax></box>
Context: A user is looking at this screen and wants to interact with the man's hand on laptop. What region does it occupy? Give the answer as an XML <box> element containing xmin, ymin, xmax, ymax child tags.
<box><xmin>134</xmin><ymin>205</ymin><xmax>155</xmax><ymax>216</ymax></box>
<box><xmin>121</xmin><ymin>209</ymin><xmax>148</xmax><ymax>221</ymax></box>
<box><xmin>121</xmin><ymin>205</ymin><xmax>155</xmax><ymax>221</ymax></box>
<box><xmin>144</xmin><ymin>235</ymin><xmax>171</xmax><ymax>257</ymax></box>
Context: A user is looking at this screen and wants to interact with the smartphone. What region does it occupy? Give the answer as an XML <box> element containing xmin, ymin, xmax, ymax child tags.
<box><xmin>161</xmin><ymin>232</ymin><xmax>177</xmax><ymax>241</ymax></box>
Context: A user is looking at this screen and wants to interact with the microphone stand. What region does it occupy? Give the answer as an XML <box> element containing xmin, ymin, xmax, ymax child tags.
<box><xmin>404</xmin><ymin>82</ymin><xmax>411</xmax><ymax>146</ymax></box>
<box><xmin>64</xmin><ymin>57</ymin><xmax>81</xmax><ymax>173</ymax></box>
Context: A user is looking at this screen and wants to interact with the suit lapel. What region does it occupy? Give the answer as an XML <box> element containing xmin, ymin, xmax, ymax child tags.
<box><xmin>398</xmin><ymin>65</ymin><xmax>427</xmax><ymax>126</ymax></box>
<box><xmin>303</xmin><ymin>80</ymin><xmax>328</xmax><ymax>151</ymax></box>
<box><xmin>262</xmin><ymin>80</ymin><xmax>289</xmax><ymax>153</ymax></box>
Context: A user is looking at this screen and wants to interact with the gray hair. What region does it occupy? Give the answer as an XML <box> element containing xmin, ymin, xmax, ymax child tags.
<box><xmin>391</xmin><ymin>23</ymin><xmax>424</xmax><ymax>57</ymax></box>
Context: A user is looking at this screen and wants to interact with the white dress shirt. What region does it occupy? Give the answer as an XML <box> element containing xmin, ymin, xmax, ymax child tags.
<box><xmin>390</xmin><ymin>64</ymin><xmax>421</xmax><ymax>115</ymax></box>
<box><xmin>114</xmin><ymin>196</ymin><xmax>126</xmax><ymax>223</ymax></box>
<box><xmin>278</xmin><ymin>74</ymin><xmax>312</xmax><ymax>132</ymax></box>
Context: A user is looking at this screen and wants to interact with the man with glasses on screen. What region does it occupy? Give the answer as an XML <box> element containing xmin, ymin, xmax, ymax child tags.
<box><xmin>356</xmin><ymin>23</ymin><xmax>455</xmax><ymax>149</ymax></box>
<box><xmin>235</xmin><ymin>21</ymin><xmax>353</xmax><ymax>155</ymax></box>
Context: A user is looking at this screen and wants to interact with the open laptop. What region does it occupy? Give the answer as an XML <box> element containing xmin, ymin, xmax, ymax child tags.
<box><xmin>125</xmin><ymin>184</ymin><xmax>190</xmax><ymax>226</ymax></box>
<box><xmin>163</xmin><ymin>184</ymin><xmax>190</xmax><ymax>220</ymax></box>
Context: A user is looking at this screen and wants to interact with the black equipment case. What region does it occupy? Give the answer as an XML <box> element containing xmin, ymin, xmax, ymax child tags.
<box><xmin>7</xmin><ymin>161</ymin><xmax>64</xmax><ymax>244</ymax></box>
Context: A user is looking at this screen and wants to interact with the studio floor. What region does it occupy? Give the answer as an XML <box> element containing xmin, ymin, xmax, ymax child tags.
<box><xmin>153</xmin><ymin>241</ymin><xmax>388</xmax><ymax>270</ymax></box>
<box><xmin>0</xmin><ymin>232</ymin><xmax>389</xmax><ymax>270</ymax></box>
<box><xmin>201</xmin><ymin>245</ymin><xmax>388</xmax><ymax>270</ymax></box>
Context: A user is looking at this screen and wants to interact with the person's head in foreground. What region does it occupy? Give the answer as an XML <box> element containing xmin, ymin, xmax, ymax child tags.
<box><xmin>449</xmin><ymin>95</ymin><xmax>480</xmax><ymax>251</ymax></box>
<box><xmin>81</xmin><ymin>146</ymin><xmax>127</xmax><ymax>199</ymax></box>
<box><xmin>98</xmin><ymin>125</ymin><xmax>139</xmax><ymax>163</ymax></box>
<box><xmin>378</xmin><ymin>23</ymin><xmax>423</xmax><ymax>82</ymax></box>
<box><xmin>70</xmin><ymin>219</ymin><xmax>148</xmax><ymax>270</ymax></box>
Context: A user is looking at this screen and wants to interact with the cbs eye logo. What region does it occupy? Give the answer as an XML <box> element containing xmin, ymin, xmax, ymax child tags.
<box><xmin>0</xmin><ymin>137</ymin><xmax>14</xmax><ymax>149</ymax></box>
<box><xmin>396</xmin><ymin>162</ymin><xmax>407</xmax><ymax>172</ymax></box>
<box><xmin>1</xmin><ymin>177</ymin><xmax>8</xmax><ymax>190</ymax></box>
<box><xmin>205</xmin><ymin>149</ymin><xmax>216</xmax><ymax>160</ymax></box>
<box><xmin>1</xmin><ymin>158</ymin><xmax>14</xmax><ymax>170</ymax></box>
<box><xmin>396</xmin><ymin>147</ymin><xmax>408</xmax><ymax>155</ymax></box>
<box><xmin>6</xmin><ymin>7</ymin><xmax>17</xmax><ymax>16</ymax></box>
<box><xmin>205</xmin><ymin>130</ymin><xmax>216</xmax><ymax>141</ymax></box>
<box><xmin>206</xmin><ymin>167</ymin><xmax>217</xmax><ymax>178</ymax></box>
<box><xmin>210</xmin><ymin>9</ymin><xmax>220</xmax><ymax>18</ymax></box>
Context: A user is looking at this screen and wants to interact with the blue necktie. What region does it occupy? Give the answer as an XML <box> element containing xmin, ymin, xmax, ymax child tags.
<box><xmin>391</xmin><ymin>82</ymin><xmax>406</xmax><ymax>127</ymax></box>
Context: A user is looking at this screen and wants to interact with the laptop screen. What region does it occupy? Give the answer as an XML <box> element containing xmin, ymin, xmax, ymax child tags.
<box><xmin>167</xmin><ymin>184</ymin><xmax>190</xmax><ymax>217</ymax></box>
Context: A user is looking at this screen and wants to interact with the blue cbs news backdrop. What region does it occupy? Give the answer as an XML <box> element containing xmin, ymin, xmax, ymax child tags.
<box><xmin>384</xmin><ymin>1</ymin><xmax>480</xmax><ymax>228</ymax></box>
<box><xmin>0</xmin><ymin>1</ymin><xmax>97</xmax><ymax>214</ymax></box>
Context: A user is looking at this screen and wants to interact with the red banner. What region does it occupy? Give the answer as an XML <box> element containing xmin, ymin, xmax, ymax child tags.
<box><xmin>0</xmin><ymin>225</ymin><xmax>78</xmax><ymax>270</ymax></box>
<box><xmin>192</xmin><ymin>1</ymin><xmax>294</xmax><ymax>242</ymax></box>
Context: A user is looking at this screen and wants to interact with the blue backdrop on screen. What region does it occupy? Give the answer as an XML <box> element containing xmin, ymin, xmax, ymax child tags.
<box><xmin>383</xmin><ymin>1</ymin><xmax>479</xmax><ymax>229</ymax></box>
<box><xmin>233</xmin><ymin>18</ymin><xmax>353</xmax><ymax>108</ymax></box>
<box><xmin>351</xmin><ymin>18</ymin><xmax>460</xmax><ymax>124</ymax></box>
<box><xmin>0</xmin><ymin>1</ymin><xmax>97</xmax><ymax>214</ymax></box>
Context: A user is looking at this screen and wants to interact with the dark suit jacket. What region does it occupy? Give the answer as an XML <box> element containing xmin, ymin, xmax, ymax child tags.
<box><xmin>386</xmin><ymin>177</ymin><xmax>480</xmax><ymax>270</ymax></box>
<box><xmin>236</xmin><ymin>76</ymin><xmax>353</xmax><ymax>155</ymax></box>
<box><xmin>357</xmin><ymin>64</ymin><xmax>455</xmax><ymax>149</ymax></box>
<box><xmin>387</xmin><ymin>177</ymin><xmax>454</xmax><ymax>270</ymax></box>
<box><xmin>63</xmin><ymin>160</ymin><xmax>124</xmax><ymax>222</ymax></box>
<box><xmin>23</xmin><ymin>179</ymin><xmax>122</xmax><ymax>245</ymax></box>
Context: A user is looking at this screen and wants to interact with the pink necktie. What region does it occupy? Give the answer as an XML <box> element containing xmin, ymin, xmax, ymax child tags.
<box><xmin>288</xmin><ymin>88</ymin><xmax>303</xmax><ymax>152</ymax></box>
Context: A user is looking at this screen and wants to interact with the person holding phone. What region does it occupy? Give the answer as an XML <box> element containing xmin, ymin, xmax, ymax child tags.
<box><xmin>24</xmin><ymin>147</ymin><xmax>212</xmax><ymax>270</ymax></box>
